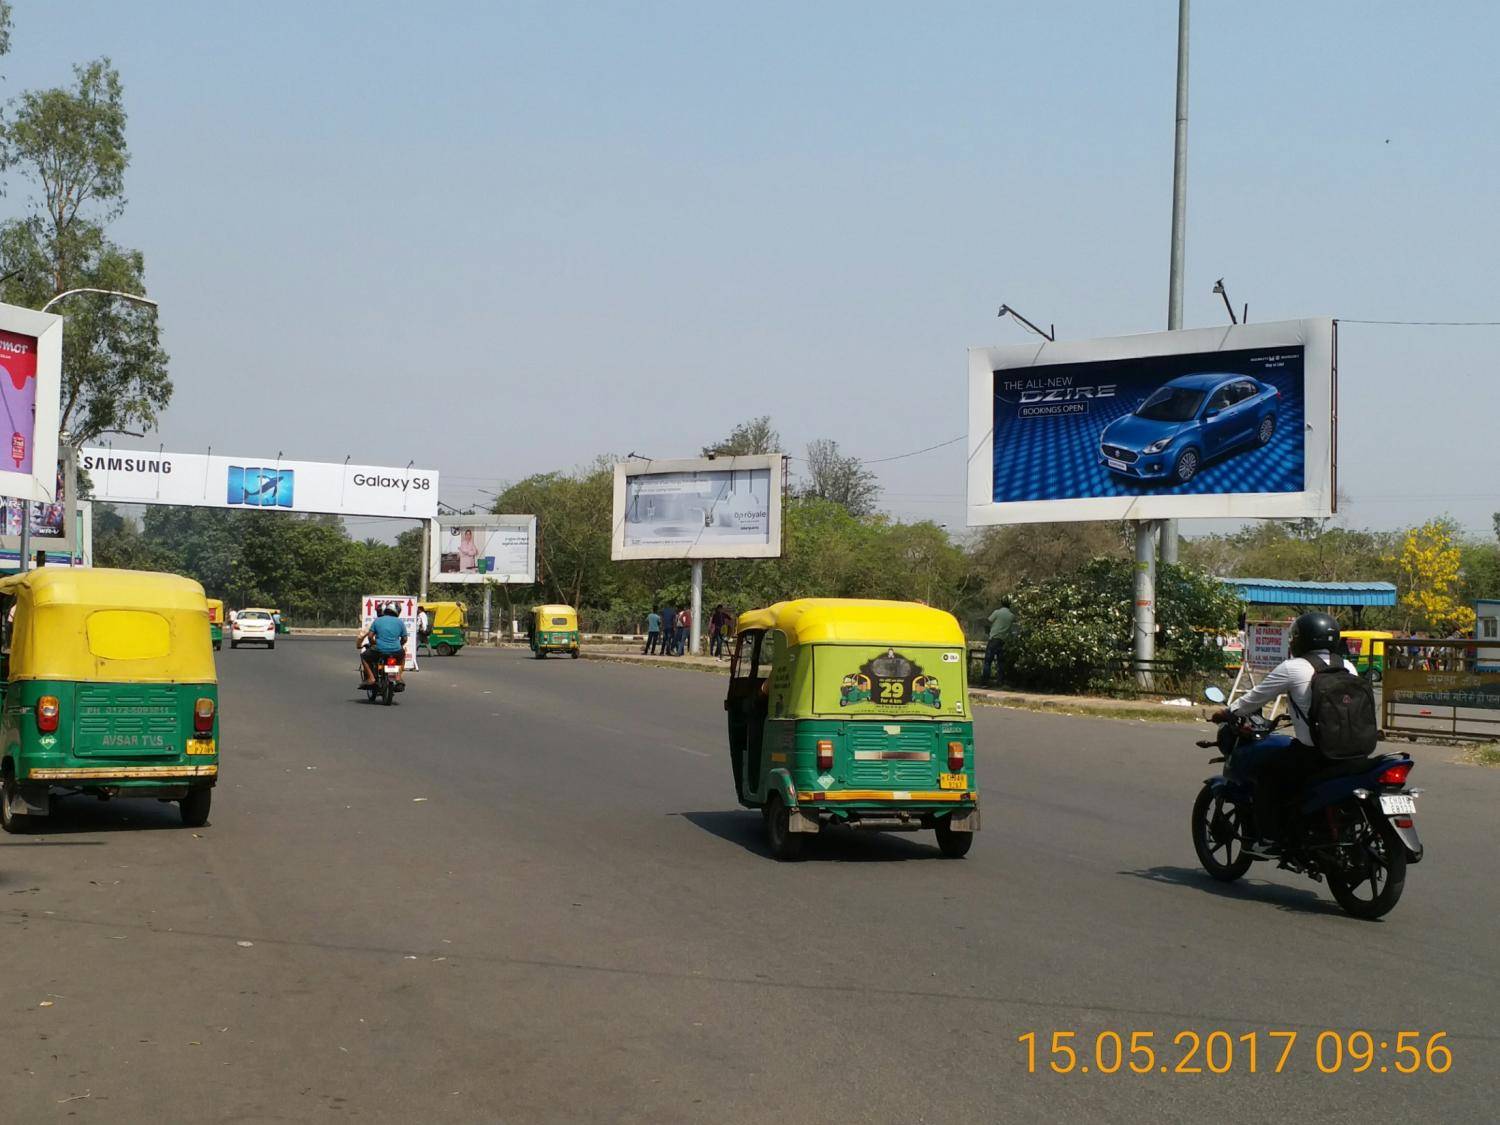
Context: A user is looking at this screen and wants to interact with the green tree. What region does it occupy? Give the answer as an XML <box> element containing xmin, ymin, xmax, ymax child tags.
<box><xmin>701</xmin><ymin>416</ymin><xmax>780</xmax><ymax>456</ymax></box>
<box><xmin>1003</xmin><ymin>558</ymin><xmax>1240</xmax><ymax>693</ymax></box>
<box><xmin>0</xmin><ymin>59</ymin><xmax>169</xmax><ymax>442</ymax></box>
<box><xmin>492</xmin><ymin>459</ymin><xmax>619</xmax><ymax>614</ymax></box>
<box><xmin>801</xmin><ymin>438</ymin><xmax>879</xmax><ymax>516</ymax></box>
<box><xmin>92</xmin><ymin>503</ymin><xmax>169</xmax><ymax>571</ymax></box>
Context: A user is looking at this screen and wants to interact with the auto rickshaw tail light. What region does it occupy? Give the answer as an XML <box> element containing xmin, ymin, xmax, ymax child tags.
<box><xmin>36</xmin><ymin>696</ymin><xmax>60</xmax><ymax>733</ymax></box>
<box><xmin>816</xmin><ymin>740</ymin><xmax>834</xmax><ymax>773</ymax></box>
<box><xmin>194</xmin><ymin>698</ymin><xmax>216</xmax><ymax>734</ymax></box>
<box><xmin>947</xmin><ymin>741</ymin><xmax>965</xmax><ymax>772</ymax></box>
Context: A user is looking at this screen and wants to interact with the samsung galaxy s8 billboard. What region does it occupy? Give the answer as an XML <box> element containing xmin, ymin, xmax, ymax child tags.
<box><xmin>966</xmin><ymin>319</ymin><xmax>1335</xmax><ymax>525</ymax></box>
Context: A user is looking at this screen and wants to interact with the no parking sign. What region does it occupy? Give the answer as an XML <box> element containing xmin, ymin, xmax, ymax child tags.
<box><xmin>360</xmin><ymin>594</ymin><xmax>419</xmax><ymax>670</ymax></box>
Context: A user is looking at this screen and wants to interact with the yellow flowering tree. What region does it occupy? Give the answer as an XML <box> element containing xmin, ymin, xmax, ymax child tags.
<box><xmin>1396</xmin><ymin>519</ymin><xmax>1476</xmax><ymax>633</ymax></box>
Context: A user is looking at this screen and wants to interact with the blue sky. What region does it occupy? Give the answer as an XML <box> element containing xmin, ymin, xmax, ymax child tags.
<box><xmin>5</xmin><ymin>1</ymin><xmax>1497</xmax><ymax>538</ymax></box>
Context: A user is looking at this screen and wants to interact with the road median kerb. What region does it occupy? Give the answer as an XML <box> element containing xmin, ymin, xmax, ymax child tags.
<box><xmin>578</xmin><ymin>649</ymin><xmax>1216</xmax><ymax>721</ymax></box>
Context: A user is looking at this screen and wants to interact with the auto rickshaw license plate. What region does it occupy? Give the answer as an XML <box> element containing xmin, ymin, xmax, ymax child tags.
<box><xmin>938</xmin><ymin>772</ymin><xmax>967</xmax><ymax>790</ymax></box>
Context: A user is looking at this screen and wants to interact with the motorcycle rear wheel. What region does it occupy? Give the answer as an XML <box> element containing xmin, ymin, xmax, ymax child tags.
<box><xmin>1326</xmin><ymin>811</ymin><xmax>1406</xmax><ymax>920</ymax></box>
<box><xmin>1192</xmin><ymin>785</ymin><xmax>1253</xmax><ymax>882</ymax></box>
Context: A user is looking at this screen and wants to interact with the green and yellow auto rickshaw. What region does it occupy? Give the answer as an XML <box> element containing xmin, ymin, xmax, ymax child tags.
<box><xmin>420</xmin><ymin>601</ymin><xmax>466</xmax><ymax>655</ymax></box>
<box><xmin>1343</xmin><ymin>629</ymin><xmax>1394</xmax><ymax>682</ymax></box>
<box><xmin>206</xmin><ymin>597</ymin><xmax>225</xmax><ymax>651</ymax></box>
<box><xmin>725</xmin><ymin>598</ymin><xmax>979</xmax><ymax>860</ymax></box>
<box><xmin>529</xmin><ymin>604</ymin><xmax>580</xmax><ymax>659</ymax></box>
<box><xmin>0</xmin><ymin>568</ymin><xmax>220</xmax><ymax>832</ymax></box>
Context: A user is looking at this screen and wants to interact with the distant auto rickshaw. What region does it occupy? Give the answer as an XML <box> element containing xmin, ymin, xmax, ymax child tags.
<box><xmin>206</xmin><ymin>597</ymin><xmax>225</xmax><ymax>651</ymax></box>
<box><xmin>266</xmin><ymin>607</ymin><xmax>290</xmax><ymax>635</ymax></box>
<box><xmin>0</xmin><ymin>568</ymin><xmax>220</xmax><ymax>832</ymax></box>
<box><xmin>725</xmin><ymin>598</ymin><xmax>979</xmax><ymax>861</ymax></box>
<box><xmin>1343</xmin><ymin>630</ymin><xmax>1394</xmax><ymax>682</ymax></box>
<box><xmin>529</xmin><ymin>605</ymin><xmax>580</xmax><ymax>659</ymax></box>
<box><xmin>420</xmin><ymin>602</ymin><xmax>467</xmax><ymax>655</ymax></box>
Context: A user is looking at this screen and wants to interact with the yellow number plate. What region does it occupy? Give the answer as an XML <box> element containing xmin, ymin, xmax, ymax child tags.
<box><xmin>938</xmin><ymin>772</ymin><xmax>968</xmax><ymax>790</ymax></box>
<box><xmin>186</xmin><ymin>740</ymin><xmax>217</xmax><ymax>756</ymax></box>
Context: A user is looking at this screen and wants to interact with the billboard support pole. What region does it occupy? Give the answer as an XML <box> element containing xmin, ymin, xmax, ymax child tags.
<box><xmin>1159</xmin><ymin>0</ymin><xmax>1190</xmax><ymax>568</ymax></box>
<box><xmin>17</xmin><ymin>509</ymin><xmax>29</xmax><ymax>573</ymax></box>
<box><xmin>482</xmin><ymin>583</ymin><xmax>492</xmax><ymax>644</ymax></box>
<box><xmin>690</xmin><ymin>560</ymin><xmax>703</xmax><ymax>656</ymax></box>
<box><xmin>418</xmin><ymin>519</ymin><xmax>429</xmax><ymax>601</ymax></box>
<box><xmin>1134</xmin><ymin>521</ymin><xmax>1157</xmax><ymax>688</ymax></box>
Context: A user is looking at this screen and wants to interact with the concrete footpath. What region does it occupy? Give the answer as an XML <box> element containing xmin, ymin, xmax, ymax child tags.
<box><xmin>578</xmin><ymin>647</ymin><xmax>1214</xmax><ymax>723</ymax></box>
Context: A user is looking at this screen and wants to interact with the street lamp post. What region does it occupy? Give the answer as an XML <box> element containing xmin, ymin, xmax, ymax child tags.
<box><xmin>19</xmin><ymin>288</ymin><xmax>159</xmax><ymax>572</ymax></box>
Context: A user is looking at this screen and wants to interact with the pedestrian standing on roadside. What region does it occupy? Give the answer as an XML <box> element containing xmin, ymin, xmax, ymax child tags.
<box><xmin>644</xmin><ymin>607</ymin><xmax>662</xmax><ymax>654</ymax></box>
<box><xmin>676</xmin><ymin>607</ymin><xmax>691</xmax><ymax>655</ymax></box>
<box><xmin>708</xmin><ymin>604</ymin><xmax>729</xmax><ymax>659</ymax></box>
<box><xmin>982</xmin><ymin>598</ymin><xmax>1016</xmax><ymax>687</ymax></box>
<box><xmin>660</xmin><ymin>602</ymin><xmax>677</xmax><ymax>657</ymax></box>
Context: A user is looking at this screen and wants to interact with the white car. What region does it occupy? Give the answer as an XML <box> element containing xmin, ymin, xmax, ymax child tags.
<box><xmin>231</xmin><ymin>609</ymin><xmax>277</xmax><ymax>649</ymax></box>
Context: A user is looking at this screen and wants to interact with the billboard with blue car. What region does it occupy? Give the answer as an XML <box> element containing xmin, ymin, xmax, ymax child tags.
<box><xmin>967</xmin><ymin>319</ymin><xmax>1335</xmax><ymax>525</ymax></box>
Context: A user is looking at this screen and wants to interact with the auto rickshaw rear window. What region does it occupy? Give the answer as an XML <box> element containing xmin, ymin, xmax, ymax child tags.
<box><xmin>86</xmin><ymin>610</ymin><xmax>173</xmax><ymax>660</ymax></box>
<box><xmin>550</xmin><ymin>617</ymin><xmax>570</xmax><ymax>626</ymax></box>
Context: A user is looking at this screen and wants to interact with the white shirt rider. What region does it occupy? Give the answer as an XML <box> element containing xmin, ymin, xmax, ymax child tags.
<box><xmin>1229</xmin><ymin>649</ymin><xmax>1358</xmax><ymax>745</ymax></box>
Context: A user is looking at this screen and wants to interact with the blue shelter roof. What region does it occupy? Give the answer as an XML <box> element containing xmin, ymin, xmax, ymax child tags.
<box><xmin>1219</xmin><ymin>578</ymin><xmax>1397</xmax><ymax>608</ymax></box>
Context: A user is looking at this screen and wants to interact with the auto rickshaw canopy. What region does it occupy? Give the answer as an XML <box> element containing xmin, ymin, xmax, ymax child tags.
<box><xmin>735</xmin><ymin>598</ymin><xmax>965</xmax><ymax>649</ymax></box>
<box><xmin>1343</xmin><ymin>630</ymin><xmax>1394</xmax><ymax>657</ymax></box>
<box><xmin>0</xmin><ymin>568</ymin><xmax>216</xmax><ymax>684</ymax></box>
<box><xmin>205</xmin><ymin>597</ymin><xmax>225</xmax><ymax>624</ymax></box>
<box><xmin>422</xmin><ymin>602</ymin><xmax>466</xmax><ymax>629</ymax></box>
<box><xmin>533</xmin><ymin>604</ymin><xmax>578</xmax><ymax>629</ymax></box>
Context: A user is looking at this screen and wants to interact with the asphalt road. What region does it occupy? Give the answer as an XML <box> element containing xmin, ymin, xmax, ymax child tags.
<box><xmin>2</xmin><ymin>639</ymin><xmax>1496</xmax><ymax>1123</ymax></box>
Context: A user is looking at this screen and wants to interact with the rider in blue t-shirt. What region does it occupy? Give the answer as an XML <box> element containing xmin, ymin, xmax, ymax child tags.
<box><xmin>358</xmin><ymin>603</ymin><xmax>408</xmax><ymax>683</ymax></box>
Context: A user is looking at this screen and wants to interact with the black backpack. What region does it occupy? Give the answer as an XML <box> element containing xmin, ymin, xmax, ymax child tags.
<box><xmin>1294</xmin><ymin>655</ymin><xmax>1379</xmax><ymax>758</ymax></box>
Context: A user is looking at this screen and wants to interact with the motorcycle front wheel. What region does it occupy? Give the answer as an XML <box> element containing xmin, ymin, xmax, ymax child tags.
<box><xmin>1192</xmin><ymin>785</ymin><xmax>1253</xmax><ymax>882</ymax></box>
<box><xmin>1326</xmin><ymin>809</ymin><xmax>1406</xmax><ymax>920</ymax></box>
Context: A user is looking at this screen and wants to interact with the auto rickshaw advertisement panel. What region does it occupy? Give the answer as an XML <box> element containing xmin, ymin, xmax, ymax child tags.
<box><xmin>812</xmin><ymin>645</ymin><xmax>968</xmax><ymax>719</ymax></box>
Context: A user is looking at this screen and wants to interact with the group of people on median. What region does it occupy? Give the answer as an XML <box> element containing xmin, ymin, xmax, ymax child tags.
<box><xmin>643</xmin><ymin>603</ymin><xmax>735</xmax><ymax>658</ymax></box>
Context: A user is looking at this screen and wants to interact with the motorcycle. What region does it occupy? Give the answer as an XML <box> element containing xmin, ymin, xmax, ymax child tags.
<box><xmin>362</xmin><ymin>651</ymin><xmax>407</xmax><ymax>706</ymax></box>
<box><xmin>1191</xmin><ymin>686</ymin><xmax>1423</xmax><ymax>920</ymax></box>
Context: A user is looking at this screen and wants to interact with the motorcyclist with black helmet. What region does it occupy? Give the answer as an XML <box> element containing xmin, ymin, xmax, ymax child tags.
<box><xmin>1209</xmin><ymin>611</ymin><xmax>1358</xmax><ymax>849</ymax></box>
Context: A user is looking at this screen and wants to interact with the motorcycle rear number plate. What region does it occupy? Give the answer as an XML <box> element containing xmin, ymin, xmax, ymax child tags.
<box><xmin>938</xmin><ymin>772</ymin><xmax>967</xmax><ymax>790</ymax></box>
<box><xmin>1379</xmin><ymin>794</ymin><xmax>1415</xmax><ymax>816</ymax></box>
<box><xmin>1107</xmin><ymin>458</ymin><xmax>1128</xmax><ymax>471</ymax></box>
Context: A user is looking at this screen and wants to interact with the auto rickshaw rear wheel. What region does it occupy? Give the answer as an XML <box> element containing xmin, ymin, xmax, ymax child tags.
<box><xmin>436</xmin><ymin>643</ymin><xmax>453</xmax><ymax>656</ymax></box>
<box><xmin>1</xmin><ymin>774</ymin><xmax>36</xmax><ymax>834</ymax></box>
<box><xmin>763</xmin><ymin>794</ymin><xmax>805</xmax><ymax>862</ymax></box>
<box><xmin>179</xmin><ymin>788</ymin><xmax>212</xmax><ymax>828</ymax></box>
<box><xmin>934</xmin><ymin>817</ymin><xmax>974</xmax><ymax>858</ymax></box>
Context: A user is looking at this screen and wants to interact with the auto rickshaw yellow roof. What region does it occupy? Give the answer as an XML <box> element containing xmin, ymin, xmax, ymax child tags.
<box><xmin>534</xmin><ymin>604</ymin><xmax>576</xmax><ymax>616</ymax></box>
<box><xmin>736</xmin><ymin>599</ymin><xmax>964</xmax><ymax>647</ymax></box>
<box><xmin>0</xmin><ymin>567</ymin><xmax>215</xmax><ymax>683</ymax></box>
<box><xmin>421</xmin><ymin>600</ymin><xmax>464</xmax><ymax>610</ymax></box>
<box><xmin>0</xmin><ymin>566</ymin><xmax>209</xmax><ymax>610</ymax></box>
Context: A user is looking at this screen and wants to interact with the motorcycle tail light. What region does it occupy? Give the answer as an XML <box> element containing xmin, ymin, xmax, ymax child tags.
<box><xmin>816</xmin><ymin>739</ymin><xmax>834</xmax><ymax>773</ymax></box>
<box><xmin>1378</xmin><ymin>762</ymin><xmax>1411</xmax><ymax>786</ymax></box>
<box><xmin>36</xmin><ymin>695</ymin><xmax>60</xmax><ymax>733</ymax></box>
<box><xmin>947</xmin><ymin>741</ymin><xmax>965</xmax><ymax>772</ymax></box>
<box><xmin>193</xmin><ymin>697</ymin><xmax>215</xmax><ymax>734</ymax></box>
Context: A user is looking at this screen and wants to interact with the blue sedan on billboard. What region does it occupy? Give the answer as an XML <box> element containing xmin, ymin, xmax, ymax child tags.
<box><xmin>1098</xmin><ymin>372</ymin><xmax>1281</xmax><ymax>485</ymax></box>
